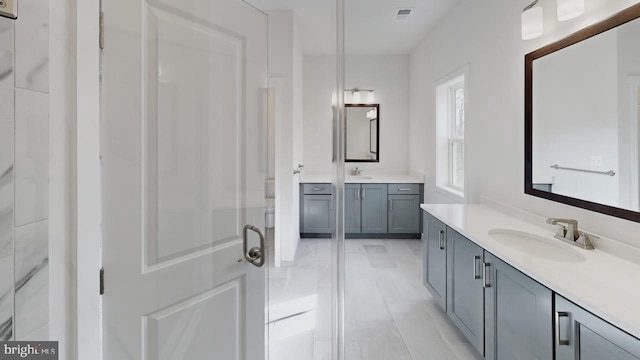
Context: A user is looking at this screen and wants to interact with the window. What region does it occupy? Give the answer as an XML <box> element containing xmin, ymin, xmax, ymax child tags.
<box><xmin>436</xmin><ymin>68</ymin><xmax>467</xmax><ymax>199</ymax></box>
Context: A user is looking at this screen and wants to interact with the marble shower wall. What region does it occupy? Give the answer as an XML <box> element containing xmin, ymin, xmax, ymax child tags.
<box><xmin>0</xmin><ymin>0</ymin><xmax>50</xmax><ymax>342</ymax></box>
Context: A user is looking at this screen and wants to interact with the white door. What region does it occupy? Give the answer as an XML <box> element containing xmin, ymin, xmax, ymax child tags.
<box><xmin>100</xmin><ymin>0</ymin><xmax>268</xmax><ymax>358</ymax></box>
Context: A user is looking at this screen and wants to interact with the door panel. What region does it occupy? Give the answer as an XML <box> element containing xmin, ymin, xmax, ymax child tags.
<box><xmin>388</xmin><ymin>195</ymin><xmax>420</xmax><ymax>233</ymax></box>
<box><xmin>447</xmin><ymin>230</ymin><xmax>484</xmax><ymax>355</ymax></box>
<box><xmin>345</xmin><ymin>184</ymin><xmax>361</xmax><ymax>233</ymax></box>
<box><xmin>303</xmin><ymin>195</ymin><xmax>332</xmax><ymax>233</ymax></box>
<box><xmin>485</xmin><ymin>252</ymin><xmax>552</xmax><ymax>360</ymax></box>
<box><xmin>145</xmin><ymin>6</ymin><xmax>245</xmax><ymax>267</ymax></box>
<box><xmin>361</xmin><ymin>184</ymin><xmax>387</xmax><ymax>233</ymax></box>
<box><xmin>425</xmin><ymin>213</ymin><xmax>447</xmax><ymax>311</ymax></box>
<box><xmin>556</xmin><ymin>295</ymin><xmax>640</xmax><ymax>360</ymax></box>
<box><xmin>144</xmin><ymin>280</ymin><xmax>242</xmax><ymax>360</ymax></box>
<box><xmin>102</xmin><ymin>0</ymin><xmax>268</xmax><ymax>358</ymax></box>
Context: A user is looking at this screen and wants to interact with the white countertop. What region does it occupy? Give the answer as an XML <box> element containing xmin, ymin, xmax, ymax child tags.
<box><xmin>421</xmin><ymin>204</ymin><xmax>640</xmax><ymax>339</ymax></box>
<box><xmin>301</xmin><ymin>174</ymin><xmax>424</xmax><ymax>184</ymax></box>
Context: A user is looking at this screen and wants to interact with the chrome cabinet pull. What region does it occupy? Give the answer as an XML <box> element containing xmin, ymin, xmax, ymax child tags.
<box><xmin>483</xmin><ymin>262</ymin><xmax>490</xmax><ymax>288</ymax></box>
<box><xmin>556</xmin><ymin>312</ymin><xmax>571</xmax><ymax>346</ymax></box>
<box><xmin>438</xmin><ymin>230</ymin><xmax>445</xmax><ymax>250</ymax></box>
<box><xmin>473</xmin><ymin>255</ymin><xmax>481</xmax><ymax>279</ymax></box>
<box><xmin>239</xmin><ymin>224</ymin><xmax>266</xmax><ymax>267</ymax></box>
<box><xmin>389</xmin><ymin>199</ymin><xmax>393</xmax><ymax>211</ymax></box>
<box><xmin>397</xmin><ymin>188</ymin><xmax>411</xmax><ymax>191</ymax></box>
<box><xmin>362</xmin><ymin>188</ymin><xmax>366</xmax><ymax>199</ymax></box>
<box><xmin>356</xmin><ymin>188</ymin><xmax>360</xmax><ymax>200</ymax></box>
<box><xmin>312</xmin><ymin>187</ymin><xmax>323</xmax><ymax>191</ymax></box>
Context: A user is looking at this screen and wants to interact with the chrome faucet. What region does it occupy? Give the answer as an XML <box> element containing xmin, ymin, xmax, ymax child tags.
<box><xmin>546</xmin><ymin>218</ymin><xmax>594</xmax><ymax>250</ymax></box>
<box><xmin>350</xmin><ymin>167</ymin><xmax>362</xmax><ymax>176</ymax></box>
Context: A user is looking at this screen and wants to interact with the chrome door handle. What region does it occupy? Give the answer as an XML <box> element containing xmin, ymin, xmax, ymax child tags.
<box><xmin>389</xmin><ymin>199</ymin><xmax>393</xmax><ymax>211</ymax></box>
<box><xmin>473</xmin><ymin>255</ymin><xmax>481</xmax><ymax>279</ymax></box>
<box><xmin>556</xmin><ymin>311</ymin><xmax>570</xmax><ymax>346</ymax></box>
<box><xmin>483</xmin><ymin>262</ymin><xmax>490</xmax><ymax>288</ymax></box>
<box><xmin>239</xmin><ymin>224</ymin><xmax>266</xmax><ymax>267</ymax></box>
<box><xmin>438</xmin><ymin>230</ymin><xmax>445</xmax><ymax>250</ymax></box>
<box><xmin>356</xmin><ymin>188</ymin><xmax>360</xmax><ymax>200</ymax></box>
<box><xmin>397</xmin><ymin>188</ymin><xmax>411</xmax><ymax>191</ymax></box>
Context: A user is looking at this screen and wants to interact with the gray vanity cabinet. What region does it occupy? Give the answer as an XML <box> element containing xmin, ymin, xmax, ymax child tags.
<box><xmin>424</xmin><ymin>213</ymin><xmax>447</xmax><ymax>311</ymax></box>
<box><xmin>345</xmin><ymin>184</ymin><xmax>361</xmax><ymax>234</ymax></box>
<box><xmin>301</xmin><ymin>182</ymin><xmax>422</xmax><ymax>238</ymax></box>
<box><xmin>556</xmin><ymin>295</ymin><xmax>640</xmax><ymax>360</ymax></box>
<box><xmin>447</xmin><ymin>229</ymin><xmax>485</xmax><ymax>355</ymax></box>
<box><xmin>360</xmin><ymin>184</ymin><xmax>388</xmax><ymax>233</ymax></box>
<box><xmin>484</xmin><ymin>252</ymin><xmax>553</xmax><ymax>360</ymax></box>
<box><xmin>388</xmin><ymin>195</ymin><xmax>421</xmax><ymax>233</ymax></box>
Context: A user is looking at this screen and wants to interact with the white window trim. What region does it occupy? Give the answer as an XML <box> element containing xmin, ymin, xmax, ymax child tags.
<box><xmin>435</xmin><ymin>65</ymin><xmax>469</xmax><ymax>202</ymax></box>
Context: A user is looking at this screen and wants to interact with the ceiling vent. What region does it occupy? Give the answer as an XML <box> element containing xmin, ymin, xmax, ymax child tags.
<box><xmin>393</xmin><ymin>8</ymin><xmax>414</xmax><ymax>22</ymax></box>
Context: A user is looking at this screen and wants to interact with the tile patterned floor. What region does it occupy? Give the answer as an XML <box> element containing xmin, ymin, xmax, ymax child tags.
<box><xmin>268</xmin><ymin>238</ymin><xmax>483</xmax><ymax>360</ymax></box>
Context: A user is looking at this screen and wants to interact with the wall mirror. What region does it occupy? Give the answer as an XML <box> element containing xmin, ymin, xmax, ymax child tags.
<box><xmin>345</xmin><ymin>104</ymin><xmax>379</xmax><ymax>162</ymax></box>
<box><xmin>525</xmin><ymin>4</ymin><xmax>640</xmax><ymax>222</ymax></box>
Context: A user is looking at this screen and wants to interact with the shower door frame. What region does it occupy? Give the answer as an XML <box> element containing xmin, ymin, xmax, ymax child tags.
<box><xmin>74</xmin><ymin>0</ymin><xmax>103</xmax><ymax>359</ymax></box>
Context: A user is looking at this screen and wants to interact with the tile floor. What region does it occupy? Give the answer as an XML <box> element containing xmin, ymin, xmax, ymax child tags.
<box><xmin>268</xmin><ymin>238</ymin><xmax>483</xmax><ymax>360</ymax></box>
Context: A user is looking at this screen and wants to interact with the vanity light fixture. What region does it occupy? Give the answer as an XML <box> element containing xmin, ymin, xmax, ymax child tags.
<box><xmin>557</xmin><ymin>0</ymin><xmax>584</xmax><ymax>21</ymax></box>
<box><xmin>345</xmin><ymin>88</ymin><xmax>375</xmax><ymax>104</ymax></box>
<box><xmin>522</xmin><ymin>0</ymin><xmax>543</xmax><ymax>40</ymax></box>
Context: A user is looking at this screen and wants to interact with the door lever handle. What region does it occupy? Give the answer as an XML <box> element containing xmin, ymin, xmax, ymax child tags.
<box><xmin>240</xmin><ymin>224</ymin><xmax>266</xmax><ymax>267</ymax></box>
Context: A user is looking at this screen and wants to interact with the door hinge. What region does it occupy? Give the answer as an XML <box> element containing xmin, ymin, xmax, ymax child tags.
<box><xmin>99</xmin><ymin>267</ymin><xmax>105</xmax><ymax>295</ymax></box>
<box><xmin>99</xmin><ymin>11</ymin><xmax>104</xmax><ymax>49</ymax></box>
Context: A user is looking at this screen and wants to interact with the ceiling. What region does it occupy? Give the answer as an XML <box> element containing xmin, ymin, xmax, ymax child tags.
<box><xmin>249</xmin><ymin>0</ymin><xmax>464</xmax><ymax>55</ymax></box>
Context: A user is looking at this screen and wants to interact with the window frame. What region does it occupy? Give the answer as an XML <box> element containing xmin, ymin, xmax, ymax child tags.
<box><xmin>435</xmin><ymin>66</ymin><xmax>469</xmax><ymax>201</ymax></box>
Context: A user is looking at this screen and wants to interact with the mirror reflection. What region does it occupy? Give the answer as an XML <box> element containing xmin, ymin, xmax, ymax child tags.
<box><xmin>345</xmin><ymin>104</ymin><xmax>380</xmax><ymax>162</ymax></box>
<box><xmin>531</xmin><ymin>17</ymin><xmax>640</xmax><ymax>212</ymax></box>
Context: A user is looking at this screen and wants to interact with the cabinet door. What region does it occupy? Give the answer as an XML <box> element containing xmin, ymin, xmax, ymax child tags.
<box><xmin>485</xmin><ymin>252</ymin><xmax>552</xmax><ymax>360</ymax></box>
<box><xmin>345</xmin><ymin>184</ymin><xmax>361</xmax><ymax>234</ymax></box>
<box><xmin>388</xmin><ymin>195</ymin><xmax>420</xmax><ymax>233</ymax></box>
<box><xmin>556</xmin><ymin>295</ymin><xmax>640</xmax><ymax>360</ymax></box>
<box><xmin>361</xmin><ymin>184</ymin><xmax>388</xmax><ymax>233</ymax></box>
<box><xmin>424</xmin><ymin>213</ymin><xmax>447</xmax><ymax>311</ymax></box>
<box><xmin>447</xmin><ymin>229</ymin><xmax>485</xmax><ymax>355</ymax></box>
<box><xmin>302</xmin><ymin>195</ymin><xmax>332</xmax><ymax>233</ymax></box>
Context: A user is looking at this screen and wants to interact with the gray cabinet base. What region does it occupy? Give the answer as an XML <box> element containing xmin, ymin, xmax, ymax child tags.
<box><xmin>346</xmin><ymin>233</ymin><xmax>421</xmax><ymax>239</ymax></box>
<box><xmin>301</xmin><ymin>233</ymin><xmax>421</xmax><ymax>239</ymax></box>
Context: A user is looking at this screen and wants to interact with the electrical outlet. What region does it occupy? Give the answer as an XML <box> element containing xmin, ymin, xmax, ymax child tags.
<box><xmin>0</xmin><ymin>0</ymin><xmax>17</xmax><ymax>20</ymax></box>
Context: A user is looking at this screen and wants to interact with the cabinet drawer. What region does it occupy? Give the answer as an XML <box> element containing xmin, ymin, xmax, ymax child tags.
<box><xmin>303</xmin><ymin>183</ymin><xmax>332</xmax><ymax>195</ymax></box>
<box><xmin>387</xmin><ymin>183</ymin><xmax>420</xmax><ymax>195</ymax></box>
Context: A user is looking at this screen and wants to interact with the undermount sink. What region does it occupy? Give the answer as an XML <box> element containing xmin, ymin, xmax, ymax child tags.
<box><xmin>488</xmin><ymin>229</ymin><xmax>586</xmax><ymax>263</ymax></box>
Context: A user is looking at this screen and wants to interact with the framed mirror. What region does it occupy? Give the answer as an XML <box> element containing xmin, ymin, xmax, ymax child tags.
<box><xmin>346</xmin><ymin>104</ymin><xmax>379</xmax><ymax>162</ymax></box>
<box><xmin>525</xmin><ymin>4</ymin><xmax>640</xmax><ymax>222</ymax></box>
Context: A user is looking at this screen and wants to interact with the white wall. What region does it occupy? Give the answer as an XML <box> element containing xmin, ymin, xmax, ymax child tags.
<box><xmin>268</xmin><ymin>10</ymin><xmax>304</xmax><ymax>262</ymax></box>
<box><xmin>533</xmin><ymin>29</ymin><xmax>619</xmax><ymax>207</ymax></box>
<box><xmin>409</xmin><ymin>0</ymin><xmax>640</xmax><ymax>247</ymax></box>
<box><xmin>303</xmin><ymin>55</ymin><xmax>410</xmax><ymax>176</ymax></box>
